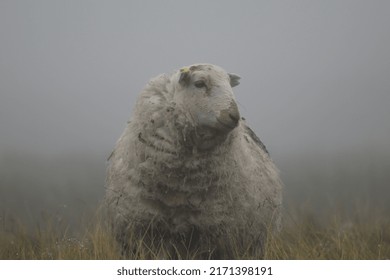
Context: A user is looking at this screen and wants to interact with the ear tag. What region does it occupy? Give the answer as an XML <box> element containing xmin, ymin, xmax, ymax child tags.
<box><xmin>180</xmin><ymin>67</ymin><xmax>190</xmax><ymax>73</ymax></box>
<box><xmin>179</xmin><ymin>67</ymin><xmax>191</xmax><ymax>85</ymax></box>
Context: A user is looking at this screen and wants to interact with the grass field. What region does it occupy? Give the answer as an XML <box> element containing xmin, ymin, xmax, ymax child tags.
<box><xmin>1</xmin><ymin>151</ymin><xmax>389</xmax><ymax>259</ymax></box>
<box><xmin>1</xmin><ymin>204</ymin><xmax>389</xmax><ymax>260</ymax></box>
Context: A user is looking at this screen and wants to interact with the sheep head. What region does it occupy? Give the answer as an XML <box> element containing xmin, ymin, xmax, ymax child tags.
<box><xmin>173</xmin><ymin>64</ymin><xmax>241</xmax><ymax>150</ymax></box>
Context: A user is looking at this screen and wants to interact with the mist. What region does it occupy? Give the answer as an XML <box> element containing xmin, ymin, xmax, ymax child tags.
<box><xmin>1</xmin><ymin>1</ymin><xmax>390</xmax><ymax>229</ymax></box>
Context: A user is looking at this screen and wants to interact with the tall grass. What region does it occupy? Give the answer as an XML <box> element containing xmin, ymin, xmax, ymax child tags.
<box><xmin>1</xmin><ymin>151</ymin><xmax>389</xmax><ymax>259</ymax></box>
<box><xmin>1</xmin><ymin>205</ymin><xmax>389</xmax><ymax>260</ymax></box>
<box><xmin>264</xmin><ymin>209</ymin><xmax>390</xmax><ymax>259</ymax></box>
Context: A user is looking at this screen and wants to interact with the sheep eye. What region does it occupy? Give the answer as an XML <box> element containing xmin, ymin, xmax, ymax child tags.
<box><xmin>194</xmin><ymin>80</ymin><xmax>206</xmax><ymax>88</ymax></box>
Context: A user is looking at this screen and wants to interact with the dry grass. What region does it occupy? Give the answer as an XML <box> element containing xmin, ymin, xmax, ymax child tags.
<box><xmin>1</xmin><ymin>206</ymin><xmax>389</xmax><ymax>260</ymax></box>
<box><xmin>2</xmin><ymin>151</ymin><xmax>389</xmax><ymax>259</ymax></box>
<box><xmin>0</xmin><ymin>211</ymin><xmax>119</xmax><ymax>260</ymax></box>
<box><xmin>264</xmin><ymin>213</ymin><xmax>390</xmax><ymax>259</ymax></box>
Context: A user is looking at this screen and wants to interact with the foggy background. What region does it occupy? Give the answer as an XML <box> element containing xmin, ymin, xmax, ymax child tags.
<box><xmin>1</xmin><ymin>1</ymin><xmax>389</xmax><ymax>229</ymax></box>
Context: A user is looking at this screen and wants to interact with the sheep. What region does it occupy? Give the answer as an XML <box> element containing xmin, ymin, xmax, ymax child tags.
<box><xmin>105</xmin><ymin>63</ymin><xmax>283</xmax><ymax>259</ymax></box>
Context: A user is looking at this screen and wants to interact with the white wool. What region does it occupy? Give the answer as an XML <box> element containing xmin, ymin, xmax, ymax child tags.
<box><xmin>105</xmin><ymin>64</ymin><xmax>283</xmax><ymax>258</ymax></box>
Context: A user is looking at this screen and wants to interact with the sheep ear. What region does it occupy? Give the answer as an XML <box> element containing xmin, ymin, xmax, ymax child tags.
<box><xmin>179</xmin><ymin>67</ymin><xmax>191</xmax><ymax>86</ymax></box>
<box><xmin>229</xmin><ymin>73</ymin><xmax>240</xmax><ymax>87</ymax></box>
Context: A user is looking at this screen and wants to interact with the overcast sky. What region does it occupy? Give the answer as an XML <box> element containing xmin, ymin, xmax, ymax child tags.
<box><xmin>1</xmin><ymin>0</ymin><xmax>389</xmax><ymax>159</ymax></box>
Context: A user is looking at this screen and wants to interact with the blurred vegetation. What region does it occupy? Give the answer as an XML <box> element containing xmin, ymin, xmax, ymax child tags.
<box><xmin>1</xmin><ymin>206</ymin><xmax>389</xmax><ymax>260</ymax></box>
<box><xmin>0</xmin><ymin>150</ymin><xmax>389</xmax><ymax>259</ymax></box>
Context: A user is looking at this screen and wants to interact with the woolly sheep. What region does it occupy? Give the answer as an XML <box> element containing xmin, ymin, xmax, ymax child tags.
<box><xmin>105</xmin><ymin>64</ymin><xmax>283</xmax><ymax>259</ymax></box>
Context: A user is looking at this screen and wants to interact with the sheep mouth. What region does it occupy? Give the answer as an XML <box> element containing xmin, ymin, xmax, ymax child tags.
<box><xmin>196</xmin><ymin>118</ymin><xmax>237</xmax><ymax>142</ymax></box>
<box><xmin>196</xmin><ymin>129</ymin><xmax>218</xmax><ymax>140</ymax></box>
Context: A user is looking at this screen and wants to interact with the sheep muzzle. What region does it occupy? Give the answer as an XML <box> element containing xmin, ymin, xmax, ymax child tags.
<box><xmin>216</xmin><ymin>100</ymin><xmax>240</xmax><ymax>130</ymax></box>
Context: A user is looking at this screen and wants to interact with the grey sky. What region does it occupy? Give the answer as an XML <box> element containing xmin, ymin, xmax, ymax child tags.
<box><xmin>1</xmin><ymin>0</ymin><xmax>389</xmax><ymax>159</ymax></box>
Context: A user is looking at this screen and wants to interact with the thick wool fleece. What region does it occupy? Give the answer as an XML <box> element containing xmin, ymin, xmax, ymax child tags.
<box><xmin>105</xmin><ymin>64</ymin><xmax>282</xmax><ymax>258</ymax></box>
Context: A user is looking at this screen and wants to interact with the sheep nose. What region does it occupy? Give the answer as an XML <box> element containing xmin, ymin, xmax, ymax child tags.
<box><xmin>218</xmin><ymin>101</ymin><xmax>240</xmax><ymax>129</ymax></box>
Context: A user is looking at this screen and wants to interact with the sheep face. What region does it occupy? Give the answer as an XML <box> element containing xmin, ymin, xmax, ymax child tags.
<box><xmin>173</xmin><ymin>64</ymin><xmax>241</xmax><ymax>150</ymax></box>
